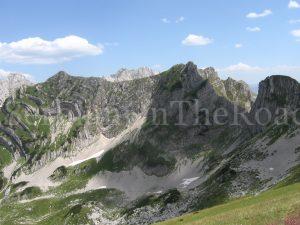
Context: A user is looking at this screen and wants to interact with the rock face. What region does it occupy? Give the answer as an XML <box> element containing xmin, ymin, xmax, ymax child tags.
<box><xmin>0</xmin><ymin>63</ymin><xmax>299</xmax><ymax>225</ymax></box>
<box><xmin>105</xmin><ymin>67</ymin><xmax>157</xmax><ymax>82</ymax></box>
<box><xmin>251</xmin><ymin>75</ymin><xmax>300</xmax><ymax>113</ymax></box>
<box><xmin>0</xmin><ymin>73</ymin><xmax>32</xmax><ymax>106</ymax></box>
<box><xmin>43</xmin><ymin>70</ymin><xmax>157</xmax><ymax>138</ymax></box>
<box><xmin>200</xmin><ymin>67</ymin><xmax>227</xmax><ymax>96</ymax></box>
<box><xmin>101</xmin><ymin>62</ymin><xmax>242</xmax><ymax>177</ymax></box>
<box><xmin>249</xmin><ymin>75</ymin><xmax>300</xmax><ymax>132</ymax></box>
<box><xmin>199</xmin><ymin>67</ymin><xmax>255</xmax><ymax>111</ymax></box>
<box><xmin>223</xmin><ymin>78</ymin><xmax>255</xmax><ymax>110</ymax></box>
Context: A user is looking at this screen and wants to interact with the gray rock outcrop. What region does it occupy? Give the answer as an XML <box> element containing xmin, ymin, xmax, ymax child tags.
<box><xmin>0</xmin><ymin>73</ymin><xmax>32</xmax><ymax>107</ymax></box>
<box><xmin>105</xmin><ymin>67</ymin><xmax>157</xmax><ymax>82</ymax></box>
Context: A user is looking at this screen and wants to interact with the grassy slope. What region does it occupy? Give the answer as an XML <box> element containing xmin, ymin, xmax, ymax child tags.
<box><xmin>0</xmin><ymin>189</ymin><xmax>123</xmax><ymax>225</ymax></box>
<box><xmin>155</xmin><ymin>183</ymin><xmax>300</xmax><ymax>225</ymax></box>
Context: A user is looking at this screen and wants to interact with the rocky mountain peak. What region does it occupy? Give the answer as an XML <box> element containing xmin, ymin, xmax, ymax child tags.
<box><xmin>263</xmin><ymin>75</ymin><xmax>299</xmax><ymax>96</ymax></box>
<box><xmin>252</xmin><ymin>75</ymin><xmax>300</xmax><ymax>111</ymax></box>
<box><xmin>223</xmin><ymin>77</ymin><xmax>254</xmax><ymax>99</ymax></box>
<box><xmin>249</xmin><ymin>75</ymin><xmax>300</xmax><ymax>133</ymax></box>
<box><xmin>182</xmin><ymin>61</ymin><xmax>198</xmax><ymax>75</ymax></box>
<box><xmin>180</xmin><ymin>62</ymin><xmax>203</xmax><ymax>89</ymax></box>
<box><xmin>258</xmin><ymin>75</ymin><xmax>300</xmax><ymax>107</ymax></box>
<box><xmin>46</xmin><ymin>71</ymin><xmax>74</xmax><ymax>88</ymax></box>
<box><xmin>0</xmin><ymin>73</ymin><xmax>32</xmax><ymax>106</ymax></box>
<box><xmin>197</xmin><ymin>67</ymin><xmax>255</xmax><ymax>111</ymax></box>
<box><xmin>225</xmin><ymin>77</ymin><xmax>235</xmax><ymax>83</ymax></box>
<box><xmin>105</xmin><ymin>66</ymin><xmax>156</xmax><ymax>82</ymax></box>
<box><xmin>201</xmin><ymin>67</ymin><xmax>219</xmax><ymax>80</ymax></box>
<box><xmin>52</xmin><ymin>71</ymin><xmax>71</xmax><ymax>80</ymax></box>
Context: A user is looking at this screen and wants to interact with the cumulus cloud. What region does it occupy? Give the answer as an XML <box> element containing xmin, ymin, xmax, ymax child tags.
<box><xmin>219</xmin><ymin>63</ymin><xmax>300</xmax><ymax>76</ymax></box>
<box><xmin>219</xmin><ymin>63</ymin><xmax>263</xmax><ymax>73</ymax></box>
<box><xmin>235</xmin><ymin>43</ymin><xmax>243</xmax><ymax>48</ymax></box>
<box><xmin>246</xmin><ymin>9</ymin><xmax>272</xmax><ymax>18</ymax></box>
<box><xmin>288</xmin><ymin>0</ymin><xmax>300</xmax><ymax>8</ymax></box>
<box><xmin>175</xmin><ymin>16</ymin><xmax>185</xmax><ymax>23</ymax></box>
<box><xmin>162</xmin><ymin>17</ymin><xmax>185</xmax><ymax>23</ymax></box>
<box><xmin>0</xmin><ymin>35</ymin><xmax>103</xmax><ymax>64</ymax></box>
<box><xmin>246</xmin><ymin>27</ymin><xmax>261</xmax><ymax>32</ymax></box>
<box><xmin>182</xmin><ymin>34</ymin><xmax>213</xmax><ymax>46</ymax></box>
<box><xmin>216</xmin><ymin>63</ymin><xmax>300</xmax><ymax>83</ymax></box>
<box><xmin>291</xmin><ymin>29</ymin><xmax>300</xmax><ymax>37</ymax></box>
<box><xmin>161</xmin><ymin>18</ymin><xmax>170</xmax><ymax>23</ymax></box>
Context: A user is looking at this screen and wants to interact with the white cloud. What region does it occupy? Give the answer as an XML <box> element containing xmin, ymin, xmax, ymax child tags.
<box><xmin>289</xmin><ymin>19</ymin><xmax>300</xmax><ymax>24</ymax></box>
<box><xmin>246</xmin><ymin>9</ymin><xmax>272</xmax><ymax>18</ymax></box>
<box><xmin>0</xmin><ymin>35</ymin><xmax>103</xmax><ymax>64</ymax></box>
<box><xmin>291</xmin><ymin>29</ymin><xmax>300</xmax><ymax>37</ymax></box>
<box><xmin>219</xmin><ymin>63</ymin><xmax>300</xmax><ymax>76</ymax></box>
<box><xmin>182</xmin><ymin>34</ymin><xmax>213</xmax><ymax>46</ymax></box>
<box><xmin>235</xmin><ymin>43</ymin><xmax>243</xmax><ymax>48</ymax></box>
<box><xmin>288</xmin><ymin>0</ymin><xmax>300</xmax><ymax>9</ymax></box>
<box><xmin>217</xmin><ymin>63</ymin><xmax>300</xmax><ymax>83</ymax></box>
<box><xmin>246</xmin><ymin>27</ymin><xmax>261</xmax><ymax>32</ymax></box>
<box><xmin>161</xmin><ymin>18</ymin><xmax>170</xmax><ymax>23</ymax></box>
<box><xmin>162</xmin><ymin>17</ymin><xmax>185</xmax><ymax>23</ymax></box>
<box><xmin>219</xmin><ymin>63</ymin><xmax>263</xmax><ymax>73</ymax></box>
<box><xmin>175</xmin><ymin>16</ymin><xmax>185</xmax><ymax>23</ymax></box>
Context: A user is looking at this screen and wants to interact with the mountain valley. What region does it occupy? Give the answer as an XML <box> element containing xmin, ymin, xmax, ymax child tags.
<box><xmin>0</xmin><ymin>62</ymin><xmax>299</xmax><ymax>225</ymax></box>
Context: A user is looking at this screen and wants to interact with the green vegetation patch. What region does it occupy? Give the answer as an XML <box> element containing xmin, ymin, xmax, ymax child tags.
<box><xmin>49</xmin><ymin>166</ymin><xmax>68</xmax><ymax>181</ymax></box>
<box><xmin>11</xmin><ymin>186</ymin><xmax>42</xmax><ymax>201</ymax></box>
<box><xmin>67</xmin><ymin>117</ymin><xmax>86</xmax><ymax>143</ymax></box>
<box><xmin>156</xmin><ymin>182</ymin><xmax>300</xmax><ymax>225</ymax></box>
<box><xmin>275</xmin><ymin>165</ymin><xmax>300</xmax><ymax>188</ymax></box>
<box><xmin>160</xmin><ymin>64</ymin><xmax>185</xmax><ymax>92</ymax></box>
<box><xmin>266</xmin><ymin>124</ymin><xmax>290</xmax><ymax>145</ymax></box>
<box><xmin>49</xmin><ymin>159</ymin><xmax>98</xmax><ymax>194</ymax></box>
<box><xmin>0</xmin><ymin>188</ymin><xmax>124</xmax><ymax>225</ymax></box>
<box><xmin>0</xmin><ymin>146</ymin><xmax>12</xmax><ymax>170</ymax></box>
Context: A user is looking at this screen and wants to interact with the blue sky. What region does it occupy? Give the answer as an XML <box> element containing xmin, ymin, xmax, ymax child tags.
<box><xmin>0</xmin><ymin>0</ymin><xmax>300</xmax><ymax>85</ymax></box>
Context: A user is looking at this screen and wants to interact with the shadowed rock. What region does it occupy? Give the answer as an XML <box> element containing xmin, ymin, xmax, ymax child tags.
<box><xmin>28</xmin><ymin>95</ymin><xmax>44</xmax><ymax>106</ymax></box>
<box><xmin>0</xmin><ymin>136</ymin><xmax>14</xmax><ymax>154</ymax></box>
<box><xmin>0</xmin><ymin>125</ymin><xmax>25</xmax><ymax>157</ymax></box>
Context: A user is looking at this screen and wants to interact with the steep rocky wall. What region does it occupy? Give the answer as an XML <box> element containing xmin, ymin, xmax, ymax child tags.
<box><xmin>199</xmin><ymin>67</ymin><xmax>255</xmax><ymax>111</ymax></box>
<box><xmin>0</xmin><ymin>74</ymin><xmax>32</xmax><ymax>106</ymax></box>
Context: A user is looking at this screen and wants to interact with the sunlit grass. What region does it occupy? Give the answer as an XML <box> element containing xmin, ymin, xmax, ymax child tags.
<box><xmin>156</xmin><ymin>183</ymin><xmax>300</xmax><ymax>225</ymax></box>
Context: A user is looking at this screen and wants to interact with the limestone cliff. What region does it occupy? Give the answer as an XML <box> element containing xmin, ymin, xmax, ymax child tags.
<box><xmin>0</xmin><ymin>73</ymin><xmax>32</xmax><ymax>106</ymax></box>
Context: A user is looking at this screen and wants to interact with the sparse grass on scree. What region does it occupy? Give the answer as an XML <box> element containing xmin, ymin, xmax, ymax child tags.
<box><xmin>155</xmin><ymin>183</ymin><xmax>300</xmax><ymax>225</ymax></box>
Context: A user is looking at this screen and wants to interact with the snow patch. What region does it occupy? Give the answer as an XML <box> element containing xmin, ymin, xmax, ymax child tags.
<box><xmin>180</xmin><ymin>177</ymin><xmax>199</xmax><ymax>188</ymax></box>
<box><xmin>68</xmin><ymin>150</ymin><xmax>105</xmax><ymax>166</ymax></box>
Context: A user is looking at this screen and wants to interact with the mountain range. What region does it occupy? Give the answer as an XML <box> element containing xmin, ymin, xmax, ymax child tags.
<box><xmin>0</xmin><ymin>62</ymin><xmax>299</xmax><ymax>225</ymax></box>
